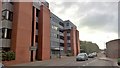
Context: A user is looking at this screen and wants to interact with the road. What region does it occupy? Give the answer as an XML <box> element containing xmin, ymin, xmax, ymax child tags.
<box><xmin>13</xmin><ymin>53</ymin><xmax>119</xmax><ymax>67</ymax></box>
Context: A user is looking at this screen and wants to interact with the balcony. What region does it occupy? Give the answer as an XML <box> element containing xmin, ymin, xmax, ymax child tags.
<box><xmin>0</xmin><ymin>39</ymin><xmax>10</xmax><ymax>47</ymax></box>
<box><xmin>36</xmin><ymin>30</ymin><xmax>38</xmax><ymax>35</ymax></box>
<box><xmin>67</xmin><ymin>40</ymin><xmax>71</xmax><ymax>43</ymax></box>
<box><xmin>2</xmin><ymin>20</ymin><xmax>12</xmax><ymax>29</ymax></box>
<box><xmin>2</xmin><ymin>2</ymin><xmax>13</xmax><ymax>11</ymax></box>
<box><xmin>67</xmin><ymin>33</ymin><xmax>70</xmax><ymax>36</ymax></box>
<box><xmin>36</xmin><ymin>17</ymin><xmax>38</xmax><ymax>23</ymax></box>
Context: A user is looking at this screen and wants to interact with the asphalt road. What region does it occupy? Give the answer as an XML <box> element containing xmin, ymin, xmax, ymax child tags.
<box><xmin>14</xmin><ymin>53</ymin><xmax>118</xmax><ymax>67</ymax></box>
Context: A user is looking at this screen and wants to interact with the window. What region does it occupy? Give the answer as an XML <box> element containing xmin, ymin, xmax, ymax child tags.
<box><xmin>2</xmin><ymin>10</ymin><xmax>13</xmax><ymax>21</ymax></box>
<box><xmin>66</xmin><ymin>23</ymin><xmax>69</xmax><ymax>26</ymax></box>
<box><xmin>36</xmin><ymin>22</ymin><xmax>38</xmax><ymax>29</ymax></box>
<box><xmin>2</xmin><ymin>28</ymin><xmax>7</xmax><ymax>38</ymax></box>
<box><xmin>60</xmin><ymin>36</ymin><xmax>64</xmax><ymax>40</ymax></box>
<box><xmin>59</xmin><ymin>29</ymin><xmax>64</xmax><ymax>33</ymax></box>
<box><xmin>59</xmin><ymin>22</ymin><xmax>64</xmax><ymax>27</ymax></box>
<box><xmin>10</xmin><ymin>2</ymin><xmax>14</xmax><ymax>5</ymax></box>
<box><xmin>53</xmin><ymin>34</ymin><xmax>57</xmax><ymax>38</ymax></box>
<box><xmin>57</xmin><ymin>34</ymin><xmax>59</xmax><ymax>38</ymax></box>
<box><xmin>2</xmin><ymin>28</ymin><xmax>12</xmax><ymax>39</ymax></box>
<box><xmin>36</xmin><ymin>35</ymin><xmax>38</xmax><ymax>42</ymax></box>
<box><xmin>67</xmin><ymin>36</ymin><xmax>70</xmax><ymax>40</ymax></box>
<box><xmin>7</xmin><ymin>29</ymin><xmax>12</xmax><ymax>39</ymax></box>
<box><xmin>36</xmin><ymin>9</ymin><xmax>40</xmax><ymax>17</ymax></box>
<box><xmin>67</xmin><ymin>43</ymin><xmax>71</xmax><ymax>47</ymax></box>
<box><xmin>60</xmin><ymin>43</ymin><xmax>64</xmax><ymax>47</ymax></box>
<box><xmin>51</xmin><ymin>25</ymin><xmax>58</xmax><ymax>31</ymax></box>
<box><xmin>67</xmin><ymin>30</ymin><xmax>71</xmax><ymax>33</ymax></box>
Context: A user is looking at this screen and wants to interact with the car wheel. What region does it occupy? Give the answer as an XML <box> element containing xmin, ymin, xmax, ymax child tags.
<box><xmin>76</xmin><ymin>59</ymin><xmax>79</xmax><ymax>61</ymax></box>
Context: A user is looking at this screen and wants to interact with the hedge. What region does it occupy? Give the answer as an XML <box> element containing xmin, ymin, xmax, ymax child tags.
<box><xmin>118</xmin><ymin>58</ymin><xmax>120</xmax><ymax>65</ymax></box>
<box><xmin>2</xmin><ymin>51</ymin><xmax>15</xmax><ymax>61</ymax></box>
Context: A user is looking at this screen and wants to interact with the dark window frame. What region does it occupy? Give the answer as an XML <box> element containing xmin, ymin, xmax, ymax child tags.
<box><xmin>2</xmin><ymin>10</ymin><xmax>13</xmax><ymax>21</ymax></box>
<box><xmin>1</xmin><ymin>28</ymin><xmax>12</xmax><ymax>39</ymax></box>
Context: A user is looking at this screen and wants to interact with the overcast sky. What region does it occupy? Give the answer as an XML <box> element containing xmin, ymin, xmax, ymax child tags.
<box><xmin>47</xmin><ymin>0</ymin><xmax>119</xmax><ymax>49</ymax></box>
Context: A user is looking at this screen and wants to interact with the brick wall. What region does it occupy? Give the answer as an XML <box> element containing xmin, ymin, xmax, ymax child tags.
<box><xmin>11</xmin><ymin>2</ymin><xmax>33</xmax><ymax>64</ymax></box>
<box><xmin>37</xmin><ymin>5</ymin><xmax>50</xmax><ymax>60</ymax></box>
<box><xmin>106</xmin><ymin>39</ymin><xmax>120</xmax><ymax>58</ymax></box>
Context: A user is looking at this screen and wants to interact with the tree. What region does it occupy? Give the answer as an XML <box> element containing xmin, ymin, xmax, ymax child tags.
<box><xmin>80</xmin><ymin>41</ymin><xmax>100</xmax><ymax>54</ymax></box>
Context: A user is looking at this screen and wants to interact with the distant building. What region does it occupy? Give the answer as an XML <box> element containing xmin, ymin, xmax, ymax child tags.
<box><xmin>50</xmin><ymin>13</ymin><xmax>65</xmax><ymax>58</ymax></box>
<box><xmin>106</xmin><ymin>39</ymin><xmax>120</xmax><ymax>58</ymax></box>
<box><xmin>64</xmin><ymin>20</ymin><xmax>80</xmax><ymax>56</ymax></box>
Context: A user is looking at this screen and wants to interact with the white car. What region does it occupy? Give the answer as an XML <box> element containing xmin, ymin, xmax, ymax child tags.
<box><xmin>76</xmin><ymin>53</ymin><xmax>88</xmax><ymax>61</ymax></box>
<box><xmin>92</xmin><ymin>52</ymin><xmax>97</xmax><ymax>57</ymax></box>
<box><xmin>0</xmin><ymin>63</ymin><xmax>4</xmax><ymax>68</ymax></box>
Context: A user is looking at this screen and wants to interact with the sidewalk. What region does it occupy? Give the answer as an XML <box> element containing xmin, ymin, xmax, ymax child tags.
<box><xmin>99</xmin><ymin>57</ymin><xmax>119</xmax><ymax>66</ymax></box>
<box><xmin>13</xmin><ymin>56</ymin><xmax>75</xmax><ymax>66</ymax></box>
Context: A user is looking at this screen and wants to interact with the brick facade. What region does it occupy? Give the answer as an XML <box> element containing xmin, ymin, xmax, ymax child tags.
<box><xmin>106</xmin><ymin>39</ymin><xmax>120</xmax><ymax>58</ymax></box>
<box><xmin>64</xmin><ymin>28</ymin><xmax>80</xmax><ymax>56</ymax></box>
<box><xmin>11</xmin><ymin>2</ymin><xmax>33</xmax><ymax>63</ymax></box>
<box><xmin>37</xmin><ymin>5</ymin><xmax>50</xmax><ymax>60</ymax></box>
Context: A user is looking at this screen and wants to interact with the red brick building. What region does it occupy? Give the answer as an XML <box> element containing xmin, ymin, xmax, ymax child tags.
<box><xmin>64</xmin><ymin>20</ymin><xmax>80</xmax><ymax>56</ymax></box>
<box><xmin>1</xmin><ymin>1</ymin><xmax>80</xmax><ymax>65</ymax></box>
<box><xmin>106</xmin><ymin>39</ymin><xmax>120</xmax><ymax>58</ymax></box>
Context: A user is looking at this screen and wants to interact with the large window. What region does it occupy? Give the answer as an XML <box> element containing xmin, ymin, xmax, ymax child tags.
<box><xmin>2</xmin><ymin>10</ymin><xmax>13</xmax><ymax>21</ymax></box>
<box><xmin>1</xmin><ymin>28</ymin><xmax>12</xmax><ymax>39</ymax></box>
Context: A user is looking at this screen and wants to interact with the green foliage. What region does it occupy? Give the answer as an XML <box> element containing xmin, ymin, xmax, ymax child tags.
<box><xmin>66</xmin><ymin>50</ymin><xmax>72</xmax><ymax>56</ymax></box>
<box><xmin>80</xmin><ymin>41</ymin><xmax>100</xmax><ymax>54</ymax></box>
<box><xmin>118</xmin><ymin>58</ymin><xmax>120</xmax><ymax>65</ymax></box>
<box><xmin>2</xmin><ymin>51</ymin><xmax>15</xmax><ymax>61</ymax></box>
<box><xmin>118</xmin><ymin>58</ymin><xmax>120</xmax><ymax>62</ymax></box>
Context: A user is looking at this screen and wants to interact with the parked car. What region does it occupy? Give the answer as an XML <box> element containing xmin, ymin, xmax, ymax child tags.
<box><xmin>92</xmin><ymin>52</ymin><xmax>97</xmax><ymax>57</ymax></box>
<box><xmin>76</xmin><ymin>53</ymin><xmax>88</xmax><ymax>61</ymax></box>
<box><xmin>0</xmin><ymin>63</ymin><xmax>4</xmax><ymax>68</ymax></box>
<box><xmin>88</xmin><ymin>53</ymin><xmax>94</xmax><ymax>58</ymax></box>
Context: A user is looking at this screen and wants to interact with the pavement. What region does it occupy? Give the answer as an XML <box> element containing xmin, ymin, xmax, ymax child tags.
<box><xmin>9</xmin><ymin>53</ymin><xmax>120</xmax><ymax>67</ymax></box>
<box><xmin>99</xmin><ymin>57</ymin><xmax>118</xmax><ymax>66</ymax></box>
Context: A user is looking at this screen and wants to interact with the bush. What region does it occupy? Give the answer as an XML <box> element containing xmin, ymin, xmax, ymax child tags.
<box><xmin>66</xmin><ymin>53</ymin><xmax>72</xmax><ymax>56</ymax></box>
<box><xmin>2</xmin><ymin>51</ymin><xmax>15</xmax><ymax>61</ymax></box>
<box><xmin>118</xmin><ymin>58</ymin><xmax>120</xmax><ymax>65</ymax></box>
